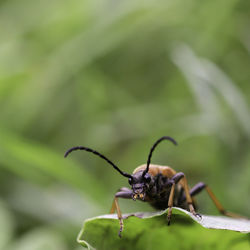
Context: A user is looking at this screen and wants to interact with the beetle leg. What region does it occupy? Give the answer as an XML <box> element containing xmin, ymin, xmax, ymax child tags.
<box><xmin>167</xmin><ymin>172</ymin><xmax>185</xmax><ymax>225</ymax></box>
<box><xmin>178</xmin><ymin>175</ymin><xmax>199</xmax><ymax>217</ymax></box>
<box><xmin>179</xmin><ymin>182</ymin><xmax>246</xmax><ymax>219</ymax></box>
<box><xmin>167</xmin><ymin>182</ymin><xmax>175</xmax><ymax>225</ymax></box>
<box><xmin>110</xmin><ymin>187</ymin><xmax>132</xmax><ymax>213</ymax></box>
<box><xmin>118</xmin><ymin>187</ymin><xmax>132</xmax><ymax>192</ymax></box>
<box><xmin>110</xmin><ymin>188</ymin><xmax>133</xmax><ymax>237</ymax></box>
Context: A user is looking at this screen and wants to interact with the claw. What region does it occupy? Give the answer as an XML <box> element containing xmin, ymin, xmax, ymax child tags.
<box><xmin>194</xmin><ymin>213</ymin><xmax>202</xmax><ymax>220</ymax></box>
<box><xmin>118</xmin><ymin>220</ymin><xmax>124</xmax><ymax>238</ymax></box>
<box><xmin>167</xmin><ymin>207</ymin><xmax>172</xmax><ymax>226</ymax></box>
<box><xmin>118</xmin><ymin>229</ymin><xmax>122</xmax><ymax>238</ymax></box>
<box><xmin>191</xmin><ymin>211</ymin><xmax>202</xmax><ymax>220</ymax></box>
<box><xmin>167</xmin><ymin>216</ymin><xmax>171</xmax><ymax>226</ymax></box>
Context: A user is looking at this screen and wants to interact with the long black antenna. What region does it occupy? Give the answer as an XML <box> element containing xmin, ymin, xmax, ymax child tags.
<box><xmin>64</xmin><ymin>146</ymin><xmax>132</xmax><ymax>178</ymax></box>
<box><xmin>143</xmin><ymin>136</ymin><xmax>177</xmax><ymax>177</ymax></box>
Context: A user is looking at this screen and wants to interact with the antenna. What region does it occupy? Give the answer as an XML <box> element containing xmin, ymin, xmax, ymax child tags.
<box><xmin>143</xmin><ymin>136</ymin><xmax>177</xmax><ymax>177</ymax></box>
<box><xmin>64</xmin><ymin>146</ymin><xmax>132</xmax><ymax>178</ymax></box>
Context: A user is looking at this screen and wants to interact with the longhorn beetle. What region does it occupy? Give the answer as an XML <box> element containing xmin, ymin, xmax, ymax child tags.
<box><xmin>64</xmin><ymin>136</ymin><xmax>244</xmax><ymax>237</ymax></box>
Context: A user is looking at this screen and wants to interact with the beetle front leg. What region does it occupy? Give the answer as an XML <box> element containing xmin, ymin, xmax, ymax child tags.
<box><xmin>110</xmin><ymin>187</ymin><xmax>133</xmax><ymax>237</ymax></box>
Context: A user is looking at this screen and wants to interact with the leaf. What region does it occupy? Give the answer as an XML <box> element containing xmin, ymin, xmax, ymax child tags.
<box><xmin>0</xmin><ymin>200</ymin><xmax>14</xmax><ymax>250</ymax></box>
<box><xmin>77</xmin><ymin>207</ymin><xmax>250</xmax><ymax>250</ymax></box>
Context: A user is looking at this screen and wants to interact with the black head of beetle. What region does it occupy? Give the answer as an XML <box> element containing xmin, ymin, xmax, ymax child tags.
<box><xmin>128</xmin><ymin>136</ymin><xmax>176</xmax><ymax>200</ymax></box>
<box><xmin>128</xmin><ymin>172</ymin><xmax>153</xmax><ymax>200</ymax></box>
<box><xmin>64</xmin><ymin>136</ymin><xmax>177</xmax><ymax>200</ymax></box>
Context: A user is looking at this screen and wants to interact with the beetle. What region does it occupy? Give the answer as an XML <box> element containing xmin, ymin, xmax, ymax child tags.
<box><xmin>64</xmin><ymin>136</ymin><xmax>243</xmax><ymax>237</ymax></box>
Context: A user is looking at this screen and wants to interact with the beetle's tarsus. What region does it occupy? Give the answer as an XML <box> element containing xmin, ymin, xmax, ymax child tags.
<box><xmin>190</xmin><ymin>211</ymin><xmax>202</xmax><ymax>221</ymax></box>
<box><xmin>118</xmin><ymin>226</ymin><xmax>123</xmax><ymax>238</ymax></box>
<box><xmin>167</xmin><ymin>215</ymin><xmax>171</xmax><ymax>226</ymax></box>
<box><xmin>194</xmin><ymin>213</ymin><xmax>202</xmax><ymax>219</ymax></box>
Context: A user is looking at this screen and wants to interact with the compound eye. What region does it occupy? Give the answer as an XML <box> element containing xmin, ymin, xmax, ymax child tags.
<box><xmin>144</xmin><ymin>174</ymin><xmax>151</xmax><ymax>183</ymax></box>
<box><xmin>128</xmin><ymin>178</ymin><xmax>132</xmax><ymax>185</ymax></box>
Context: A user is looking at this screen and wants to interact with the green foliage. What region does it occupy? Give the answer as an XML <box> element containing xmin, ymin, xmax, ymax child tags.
<box><xmin>0</xmin><ymin>201</ymin><xmax>14</xmax><ymax>250</ymax></box>
<box><xmin>78</xmin><ymin>208</ymin><xmax>250</xmax><ymax>250</ymax></box>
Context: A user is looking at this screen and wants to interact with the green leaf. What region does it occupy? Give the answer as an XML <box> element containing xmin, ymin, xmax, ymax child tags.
<box><xmin>0</xmin><ymin>200</ymin><xmax>14</xmax><ymax>250</ymax></box>
<box><xmin>77</xmin><ymin>207</ymin><xmax>250</xmax><ymax>250</ymax></box>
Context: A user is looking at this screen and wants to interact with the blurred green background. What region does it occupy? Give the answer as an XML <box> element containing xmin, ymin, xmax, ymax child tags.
<box><xmin>0</xmin><ymin>0</ymin><xmax>250</xmax><ymax>249</ymax></box>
